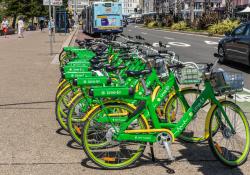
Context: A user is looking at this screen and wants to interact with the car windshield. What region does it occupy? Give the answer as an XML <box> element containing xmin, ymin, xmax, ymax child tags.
<box><xmin>232</xmin><ymin>24</ymin><xmax>246</xmax><ymax>36</ymax></box>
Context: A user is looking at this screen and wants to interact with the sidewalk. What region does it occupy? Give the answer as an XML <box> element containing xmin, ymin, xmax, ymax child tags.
<box><xmin>0</xmin><ymin>29</ymin><xmax>68</xmax><ymax>104</ymax></box>
<box><xmin>0</xmin><ymin>29</ymin><xmax>249</xmax><ymax>175</ymax></box>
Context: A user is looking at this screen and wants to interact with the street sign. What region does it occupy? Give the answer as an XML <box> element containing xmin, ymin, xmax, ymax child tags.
<box><xmin>43</xmin><ymin>0</ymin><xmax>62</xmax><ymax>6</ymax></box>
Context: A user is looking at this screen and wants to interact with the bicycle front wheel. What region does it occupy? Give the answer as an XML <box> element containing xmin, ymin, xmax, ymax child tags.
<box><xmin>208</xmin><ymin>100</ymin><xmax>250</xmax><ymax>167</ymax></box>
<box><xmin>82</xmin><ymin>102</ymin><xmax>147</xmax><ymax>169</ymax></box>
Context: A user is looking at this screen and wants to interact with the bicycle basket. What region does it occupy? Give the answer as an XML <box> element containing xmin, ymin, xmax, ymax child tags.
<box><xmin>155</xmin><ymin>58</ymin><xmax>168</xmax><ymax>78</ymax></box>
<box><xmin>178</xmin><ymin>66</ymin><xmax>203</xmax><ymax>84</ymax></box>
<box><xmin>212</xmin><ymin>71</ymin><xmax>244</xmax><ymax>95</ymax></box>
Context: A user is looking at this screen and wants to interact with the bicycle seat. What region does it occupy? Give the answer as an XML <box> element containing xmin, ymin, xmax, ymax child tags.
<box><xmin>84</xmin><ymin>38</ymin><xmax>94</xmax><ymax>42</ymax></box>
<box><xmin>78</xmin><ymin>41</ymin><xmax>86</xmax><ymax>47</ymax></box>
<box><xmin>121</xmin><ymin>56</ymin><xmax>131</xmax><ymax>61</ymax></box>
<box><xmin>89</xmin><ymin>57</ymin><xmax>108</xmax><ymax>64</ymax></box>
<box><xmin>91</xmin><ymin>63</ymin><xmax>105</xmax><ymax>70</ymax></box>
<box><xmin>126</xmin><ymin>69</ymin><xmax>152</xmax><ymax>77</ymax></box>
<box><xmin>120</xmin><ymin>53</ymin><xmax>130</xmax><ymax>57</ymax></box>
<box><xmin>106</xmin><ymin>65</ymin><xmax>126</xmax><ymax>72</ymax></box>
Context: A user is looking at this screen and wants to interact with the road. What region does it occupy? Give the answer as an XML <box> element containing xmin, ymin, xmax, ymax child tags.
<box><xmin>0</xmin><ymin>29</ymin><xmax>249</xmax><ymax>175</ymax></box>
<box><xmin>123</xmin><ymin>24</ymin><xmax>250</xmax><ymax>90</ymax></box>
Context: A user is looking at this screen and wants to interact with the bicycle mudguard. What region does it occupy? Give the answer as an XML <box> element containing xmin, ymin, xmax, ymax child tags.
<box><xmin>64</xmin><ymin>72</ymin><xmax>93</xmax><ymax>79</ymax></box>
<box><xmin>89</xmin><ymin>87</ymin><xmax>134</xmax><ymax>98</ymax></box>
<box><xmin>74</xmin><ymin>76</ymin><xmax>111</xmax><ymax>86</ymax></box>
<box><xmin>204</xmin><ymin>99</ymin><xmax>226</xmax><ymax>139</ymax></box>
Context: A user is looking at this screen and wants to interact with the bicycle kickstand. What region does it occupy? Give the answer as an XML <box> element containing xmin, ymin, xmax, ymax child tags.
<box><xmin>163</xmin><ymin>141</ymin><xmax>175</xmax><ymax>161</ymax></box>
<box><xmin>149</xmin><ymin>143</ymin><xmax>156</xmax><ymax>162</ymax></box>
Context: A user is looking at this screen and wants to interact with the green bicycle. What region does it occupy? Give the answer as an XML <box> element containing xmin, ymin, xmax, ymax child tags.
<box><xmin>81</xmin><ymin>61</ymin><xmax>250</xmax><ymax>169</ymax></box>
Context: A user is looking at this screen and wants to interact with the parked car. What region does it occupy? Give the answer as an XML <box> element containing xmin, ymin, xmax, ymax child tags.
<box><xmin>218</xmin><ymin>22</ymin><xmax>250</xmax><ymax>66</ymax></box>
<box><xmin>27</xmin><ymin>24</ymin><xmax>37</xmax><ymax>31</ymax></box>
<box><xmin>135</xmin><ymin>18</ymin><xmax>142</xmax><ymax>24</ymax></box>
<box><xmin>0</xmin><ymin>27</ymin><xmax>15</xmax><ymax>36</ymax></box>
<box><xmin>127</xmin><ymin>18</ymin><xmax>135</xmax><ymax>23</ymax></box>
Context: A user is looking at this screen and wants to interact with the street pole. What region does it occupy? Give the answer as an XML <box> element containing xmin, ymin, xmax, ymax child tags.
<box><xmin>49</xmin><ymin>0</ymin><xmax>53</xmax><ymax>55</ymax></box>
<box><xmin>74</xmin><ymin>0</ymin><xmax>77</xmax><ymax>28</ymax></box>
<box><xmin>53</xmin><ymin>6</ymin><xmax>56</xmax><ymax>42</ymax></box>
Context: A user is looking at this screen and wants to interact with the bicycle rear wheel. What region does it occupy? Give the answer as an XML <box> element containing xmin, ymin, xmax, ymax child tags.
<box><xmin>55</xmin><ymin>86</ymin><xmax>75</xmax><ymax>131</ymax></box>
<box><xmin>208</xmin><ymin>101</ymin><xmax>250</xmax><ymax>167</ymax></box>
<box><xmin>82</xmin><ymin>103</ymin><xmax>147</xmax><ymax>169</ymax></box>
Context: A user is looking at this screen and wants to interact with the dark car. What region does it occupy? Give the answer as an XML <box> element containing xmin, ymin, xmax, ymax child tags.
<box><xmin>27</xmin><ymin>24</ymin><xmax>37</xmax><ymax>31</ymax></box>
<box><xmin>218</xmin><ymin>22</ymin><xmax>250</xmax><ymax>66</ymax></box>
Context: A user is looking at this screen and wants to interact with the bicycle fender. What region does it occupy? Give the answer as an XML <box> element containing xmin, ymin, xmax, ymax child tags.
<box><xmin>204</xmin><ymin>99</ymin><xmax>227</xmax><ymax>139</ymax></box>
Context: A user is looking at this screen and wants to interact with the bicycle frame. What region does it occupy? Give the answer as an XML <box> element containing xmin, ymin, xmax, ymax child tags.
<box><xmin>108</xmin><ymin>74</ymin><xmax>235</xmax><ymax>143</ymax></box>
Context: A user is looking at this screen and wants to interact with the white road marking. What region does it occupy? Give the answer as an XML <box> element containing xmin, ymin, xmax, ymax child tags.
<box><xmin>164</xmin><ymin>37</ymin><xmax>175</xmax><ymax>40</ymax></box>
<box><xmin>141</xmin><ymin>32</ymin><xmax>147</xmax><ymax>35</ymax></box>
<box><xmin>152</xmin><ymin>42</ymin><xmax>171</xmax><ymax>48</ymax></box>
<box><xmin>243</xmin><ymin>88</ymin><xmax>250</xmax><ymax>93</ymax></box>
<box><xmin>234</xmin><ymin>94</ymin><xmax>250</xmax><ymax>102</ymax></box>
<box><xmin>168</xmin><ymin>42</ymin><xmax>191</xmax><ymax>47</ymax></box>
<box><xmin>204</xmin><ymin>40</ymin><xmax>218</xmax><ymax>45</ymax></box>
<box><xmin>128</xmin><ymin>29</ymin><xmax>132</xmax><ymax>31</ymax></box>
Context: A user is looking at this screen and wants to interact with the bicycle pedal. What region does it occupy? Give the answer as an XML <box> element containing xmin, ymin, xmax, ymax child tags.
<box><xmin>163</xmin><ymin>141</ymin><xmax>175</xmax><ymax>161</ymax></box>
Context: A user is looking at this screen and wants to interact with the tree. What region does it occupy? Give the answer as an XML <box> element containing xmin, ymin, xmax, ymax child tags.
<box><xmin>3</xmin><ymin>0</ymin><xmax>27</xmax><ymax>28</ymax></box>
<box><xmin>25</xmin><ymin>0</ymin><xmax>48</xmax><ymax>25</ymax></box>
<box><xmin>2</xmin><ymin>0</ymin><xmax>48</xmax><ymax>28</ymax></box>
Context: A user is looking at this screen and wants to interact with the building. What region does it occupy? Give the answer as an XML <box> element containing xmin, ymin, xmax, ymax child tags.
<box><xmin>121</xmin><ymin>0</ymin><xmax>140</xmax><ymax>15</ymax></box>
<box><xmin>178</xmin><ymin>0</ymin><xmax>222</xmax><ymax>18</ymax></box>
<box><xmin>69</xmin><ymin>0</ymin><xmax>89</xmax><ymax>14</ymax></box>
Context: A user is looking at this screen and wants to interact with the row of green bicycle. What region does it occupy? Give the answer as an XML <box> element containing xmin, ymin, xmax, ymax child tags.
<box><xmin>55</xmin><ymin>34</ymin><xmax>250</xmax><ymax>169</ymax></box>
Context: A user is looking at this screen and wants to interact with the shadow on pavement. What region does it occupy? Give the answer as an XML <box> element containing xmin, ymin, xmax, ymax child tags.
<box><xmin>81</xmin><ymin>152</ymin><xmax>175</xmax><ymax>173</ymax></box>
<box><xmin>66</xmin><ymin>139</ymin><xmax>82</xmax><ymax>150</ymax></box>
<box><xmin>177</xmin><ymin>141</ymin><xmax>244</xmax><ymax>175</ymax></box>
<box><xmin>220</xmin><ymin>61</ymin><xmax>250</xmax><ymax>74</ymax></box>
<box><xmin>80</xmin><ymin>141</ymin><xmax>244</xmax><ymax>174</ymax></box>
<box><xmin>55</xmin><ymin>128</ymin><xmax>70</xmax><ymax>136</ymax></box>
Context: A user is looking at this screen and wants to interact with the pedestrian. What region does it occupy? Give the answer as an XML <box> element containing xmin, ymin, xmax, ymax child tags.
<box><xmin>17</xmin><ymin>17</ymin><xmax>24</xmax><ymax>38</ymax></box>
<box><xmin>48</xmin><ymin>18</ymin><xmax>55</xmax><ymax>34</ymax></box>
<box><xmin>39</xmin><ymin>20</ymin><xmax>44</xmax><ymax>31</ymax></box>
<box><xmin>1</xmin><ymin>17</ymin><xmax>9</xmax><ymax>38</ymax></box>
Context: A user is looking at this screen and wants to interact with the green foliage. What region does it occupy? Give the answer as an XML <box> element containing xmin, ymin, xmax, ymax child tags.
<box><xmin>163</xmin><ymin>16</ymin><xmax>173</xmax><ymax>27</ymax></box>
<box><xmin>147</xmin><ymin>21</ymin><xmax>158</xmax><ymax>28</ymax></box>
<box><xmin>171</xmin><ymin>21</ymin><xmax>187</xmax><ymax>30</ymax></box>
<box><xmin>1</xmin><ymin>0</ymin><xmax>50</xmax><ymax>27</ymax></box>
<box><xmin>195</xmin><ymin>13</ymin><xmax>218</xmax><ymax>30</ymax></box>
<box><xmin>208</xmin><ymin>19</ymin><xmax>240</xmax><ymax>35</ymax></box>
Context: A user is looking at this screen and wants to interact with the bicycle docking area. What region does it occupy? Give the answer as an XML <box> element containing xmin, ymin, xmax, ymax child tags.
<box><xmin>54</xmin><ymin>32</ymin><xmax>250</xmax><ymax>173</ymax></box>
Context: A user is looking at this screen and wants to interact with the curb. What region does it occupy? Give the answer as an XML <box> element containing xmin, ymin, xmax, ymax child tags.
<box><xmin>51</xmin><ymin>29</ymin><xmax>78</xmax><ymax>65</ymax></box>
<box><xmin>140</xmin><ymin>26</ymin><xmax>224</xmax><ymax>38</ymax></box>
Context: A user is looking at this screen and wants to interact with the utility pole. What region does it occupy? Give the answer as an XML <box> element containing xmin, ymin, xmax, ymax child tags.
<box><xmin>49</xmin><ymin>0</ymin><xmax>53</xmax><ymax>55</ymax></box>
<box><xmin>53</xmin><ymin>5</ymin><xmax>56</xmax><ymax>42</ymax></box>
<box><xmin>190</xmin><ymin>0</ymin><xmax>194</xmax><ymax>23</ymax></box>
<box><xmin>74</xmin><ymin>0</ymin><xmax>77</xmax><ymax>28</ymax></box>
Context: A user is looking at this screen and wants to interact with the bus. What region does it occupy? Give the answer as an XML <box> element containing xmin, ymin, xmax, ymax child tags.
<box><xmin>82</xmin><ymin>1</ymin><xmax>123</xmax><ymax>35</ymax></box>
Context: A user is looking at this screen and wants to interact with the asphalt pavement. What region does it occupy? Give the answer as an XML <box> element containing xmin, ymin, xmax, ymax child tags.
<box><xmin>123</xmin><ymin>24</ymin><xmax>250</xmax><ymax>116</ymax></box>
<box><xmin>0</xmin><ymin>29</ymin><xmax>250</xmax><ymax>175</ymax></box>
<box><xmin>123</xmin><ymin>24</ymin><xmax>250</xmax><ymax>90</ymax></box>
